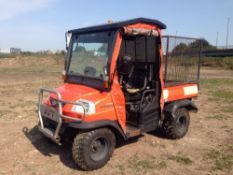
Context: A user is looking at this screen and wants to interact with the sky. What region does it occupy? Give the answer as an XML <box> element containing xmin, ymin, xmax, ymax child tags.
<box><xmin>0</xmin><ymin>0</ymin><xmax>232</xmax><ymax>51</ymax></box>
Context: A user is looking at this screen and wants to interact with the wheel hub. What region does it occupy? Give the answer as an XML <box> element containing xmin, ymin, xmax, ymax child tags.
<box><xmin>89</xmin><ymin>137</ymin><xmax>108</xmax><ymax>161</ymax></box>
<box><xmin>177</xmin><ymin>116</ymin><xmax>186</xmax><ymax>130</ymax></box>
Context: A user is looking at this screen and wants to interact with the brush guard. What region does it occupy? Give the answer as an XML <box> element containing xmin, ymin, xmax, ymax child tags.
<box><xmin>37</xmin><ymin>88</ymin><xmax>85</xmax><ymax>144</ymax></box>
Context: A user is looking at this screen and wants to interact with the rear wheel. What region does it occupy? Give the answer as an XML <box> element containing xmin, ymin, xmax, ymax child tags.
<box><xmin>72</xmin><ymin>128</ymin><xmax>116</xmax><ymax>170</ymax></box>
<box><xmin>163</xmin><ymin>108</ymin><xmax>190</xmax><ymax>139</ymax></box>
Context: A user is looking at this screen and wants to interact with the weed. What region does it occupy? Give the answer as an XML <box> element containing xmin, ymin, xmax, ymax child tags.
<box><xmin>206</xmin><ymin>150</ymin><xmax>221</xmax><ymax>160</ymax></box>
<box><xmin>214</xmin><ymin>155</ymin><xmax>233</xmax><ymax>171</ymax></box>
<box><xmin>0</xmin><ymin>111</ymin><xmax>4</xmax><ymax>118</ymax></box>
<box><xmin>205</xmin><ymin>148</ymin><xmax>233</xmax><ymax>171</ymax></box>
<box><xmin>128</xmin><ymin>154</ymin><xmax>155</xmax><ymax>171</ymax></box>
<box><xmin>157</xmin><ymin>161</ymin><xmax>167</xmax><ymax>169</ymax></box>
<box><xmin>169</xmin><ymin>154</ymin><xmax>193</xmax><ymax>165</ymax></box>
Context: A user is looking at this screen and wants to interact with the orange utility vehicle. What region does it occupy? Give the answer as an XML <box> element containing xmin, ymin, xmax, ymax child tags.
<box><xmin>37</xmin><ymin>18</ymin><xmax>201</xmax><ymax>170</ymax></box>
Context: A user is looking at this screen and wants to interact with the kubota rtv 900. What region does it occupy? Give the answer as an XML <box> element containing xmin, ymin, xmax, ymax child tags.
<box><xmin>37</xmin><ymin>18</ymin><xmax>200</xmax><ymax>170</ymax></box>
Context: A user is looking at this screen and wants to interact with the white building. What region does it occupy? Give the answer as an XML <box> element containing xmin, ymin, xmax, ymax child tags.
<box><xmin>0</xmin><ymin>48</ymin><xmax>21</xmax><ymax>54</ymax></box>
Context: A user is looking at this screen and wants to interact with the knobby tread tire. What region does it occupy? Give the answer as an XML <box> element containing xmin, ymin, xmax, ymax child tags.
<box><xmin>72</xmin><ymin>128</ymin><xmax>116</xmax><ymax>170</ymax></box>
<box><xmin>163</xmin><ymin>108</ymin><xmax>190</xmax><ymax>139</ymax></box>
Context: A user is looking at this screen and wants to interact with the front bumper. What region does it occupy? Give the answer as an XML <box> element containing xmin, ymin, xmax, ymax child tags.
<box><xmin>37</xmin><ymin>88</ymin><xmax>85</xmax><ymax>144</ymax></box>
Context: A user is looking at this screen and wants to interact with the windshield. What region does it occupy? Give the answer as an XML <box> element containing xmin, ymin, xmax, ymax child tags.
<box><xmin>68</xmin><ymin>31</ymin><xmax>115</xmax><ymax>79</ymax></box>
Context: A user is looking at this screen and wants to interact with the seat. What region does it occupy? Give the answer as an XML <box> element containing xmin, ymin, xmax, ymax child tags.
<box><xmin>125</xmin><ymin>64</ymin><xmax>148</xmax><ymax>94</ymax></box>
<box><xmin>117</xmin><ymin>56</ymin><xmax>152</xmax><ymax>103</ymax></box>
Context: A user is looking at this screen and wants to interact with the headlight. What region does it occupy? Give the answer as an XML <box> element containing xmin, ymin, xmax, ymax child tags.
<box><xmin>71</xmin><ymin>99</ymin><xmax>96</xmax><ymax>115</ymax></box>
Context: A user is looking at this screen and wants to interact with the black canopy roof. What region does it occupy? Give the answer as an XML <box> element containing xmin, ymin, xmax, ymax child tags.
<box><xmin>68</xmin><ymin>17</ymin><xmax>166</xmax><ymax>34</ymax></box>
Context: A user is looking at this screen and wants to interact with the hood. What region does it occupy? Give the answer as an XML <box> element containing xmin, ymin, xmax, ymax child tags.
<box><xmin>51</xmin><ymin>83</ymin><xmax>100</xmax><ymax>102</ymax></box>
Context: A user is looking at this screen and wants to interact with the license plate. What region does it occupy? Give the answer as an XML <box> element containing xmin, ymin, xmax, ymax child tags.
<box><xmin>40</xmin><ymin>104</ymin><xmax>59</xmax><ymax>122</ymax></box>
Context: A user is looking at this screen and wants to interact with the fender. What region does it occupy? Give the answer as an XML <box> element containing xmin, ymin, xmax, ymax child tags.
<box><xmin>164</xmin><ymin>99</ymin><xmax>198</xmax><ymax>117</ymax></box>
<box><xmin>65</xmin><ymin>120</ymin><xmax>126</xmax><ymax>140</ymax></box>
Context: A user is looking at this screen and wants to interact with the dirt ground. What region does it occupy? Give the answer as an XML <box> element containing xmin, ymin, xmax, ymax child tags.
<box><xmin>0</xmin><ymin>57</ymin><xmax>232</xmax><ymax>175</ymax></box>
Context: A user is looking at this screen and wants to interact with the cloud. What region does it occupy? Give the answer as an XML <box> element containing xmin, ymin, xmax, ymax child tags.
<box><xmin>0</xmin><ymin>0</ymin><xmax>54</xmax><ymax>21</ymax></box>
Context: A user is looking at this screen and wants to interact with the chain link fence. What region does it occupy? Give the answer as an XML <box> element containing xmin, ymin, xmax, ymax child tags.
<box><xmin>162</xmin><ymin>35</ymin><xmax>201</xmax><ymax>86</ymax></box>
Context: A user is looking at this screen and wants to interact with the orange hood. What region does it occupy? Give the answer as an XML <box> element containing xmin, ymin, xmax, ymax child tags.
<box><xmin>52</xmin><ymin>83</ymin><xmax>101</xmax><ymax>102</ymax></box>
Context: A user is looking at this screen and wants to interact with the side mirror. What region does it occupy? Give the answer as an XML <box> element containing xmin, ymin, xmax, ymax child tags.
<box><xmin>65</xmin><ymin>32</ymin><xmax>72</xmax><ymax>51</ymax></box>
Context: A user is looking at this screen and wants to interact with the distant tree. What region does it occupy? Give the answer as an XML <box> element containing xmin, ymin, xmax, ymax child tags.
<box><xmin>55</xmin><ymin>50</ymin><xmax>66</xmax><ymax>55</ymax></box>
<box><xmin>21</xmin><ymin>51</ymin><xmax>33</xmax><ymax>55</ymax></box>
<box><xmin>60</xmin><ymin>50</ymin><xmax>66</xmax><ymax>55</ymax></box>
<box><xmin>171</xmin><ymin>38</ymin><xmax>216</xmax><ymax>55</ymax></box>
<box><xmin>75</xmin><ymin>46</ymin><xmax>86</xmax><ymax>53</ymax></box>
<box><xmin>171</xmin><ymin>42</ymin><xmax>188</xmax><ymax>54</ymax></box>
<box><xmin>97</xmin><ymin>44</ymin><xmax>107</xmax><ymax>52</ymax></box>
<box><xmin>194</xmin><ymin>39</ymin><xmax>216</xmax><ymax>51</ymax></box>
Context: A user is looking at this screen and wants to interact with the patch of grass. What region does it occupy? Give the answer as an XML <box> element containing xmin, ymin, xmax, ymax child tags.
<box><xmin>160</xmin><ymin>144</ymin><xmax>166</xmax><ymax>148</ymax></box>
<box><xmin>0</xmin><ymin>53</ymin><xmax>16</xmax><ymax>58</ymax></box>
<box><xmin>201</xmin><ymin>79</ymin><xmax>233</xmax><ymax>89</ymax></box>
<box><xmin>134</xmin><ymin>159</ymin><xmax>154</xmax><ymax>170</ymax></box>
<box><xmin>205</xmin><ymin>149</ymin><xmax>233</xmax><ymax>171</ymax></box>
<box><xmin>157</xmin><ymin>161</ymin><xmax>167</xmax><ymax>169</ymax></box>
<box><xmin>207</xmin><ymin>113</ymin><xmax>228</xmax><ymax>120</ymax></box>
<box><xmin>128</xmin><ymin>154</ymin><xmax>155</xmax><ymax>171</ymax></box>
<box><xmin>222</xmin><ymin>106</ymin><xmax>233</xmax><ymax>114</ymax></box>
<box><xmin>116</xmin><ymin>164</ymin><xmax>125</xmax><ymax>175</ymax></box>
<box><xmin>223</xmin><ymin>57</ymin><xmax>233</xmax><ymax>70</ymax></box>
<box><xmin>206</xmin><ymin>150</ymin><xmax>221</xmax><ymax>160</ymax></box>
<box><xmin>200</xmin><ymin>79</ymin><xmax>233</xmax><ymax>102</ymax></box>
<box><xmin>210</xmin><ymin>90</ymin><xmax>233</xmax><ymax>101</ymax></box>
<box><xmin>168</xmin><ymin>154</ymin><xmax>193</xmax><ymax>165</ymax></box>
<box><xmin>0</xmin><ymin>111</ymin><xmax>4</xmax><ymax>118</ymax></box>
<box><xmin>214</xmin><ymin>155</ymin><xmax>233</xmax><ymax>171</ymax></box>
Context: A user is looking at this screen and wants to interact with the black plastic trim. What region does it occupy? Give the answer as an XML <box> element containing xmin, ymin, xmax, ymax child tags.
<box><xmin>64</xmin><ymin>120</ymin><xmax>126</xmax><ymax>139</ymax></box>
<box><xmin>68</xmin><ymin>18</ymin><xmax>166</xmax><ymax>34</ymax></box>
<box><xmin>164</xmin><ymin>99</ymin><xmax>198</xmax><ymax>117</ymax></box>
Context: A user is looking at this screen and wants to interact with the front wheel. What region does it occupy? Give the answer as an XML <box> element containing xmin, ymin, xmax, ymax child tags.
<box><xmin>163</xmin><ymin>108</ymin><xmax>190</xmax><ymax>139</ymax></box>
<box><xmin>72</xmin><ymin>128</ymin><xmax>116</xmax><ymax>170</ymax></box>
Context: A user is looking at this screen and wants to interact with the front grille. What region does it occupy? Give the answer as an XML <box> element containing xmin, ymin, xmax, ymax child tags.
<box><xmin>43</xmin><ymin>116</ymin><xmax>57</xmax><ymax>131</ymax></box>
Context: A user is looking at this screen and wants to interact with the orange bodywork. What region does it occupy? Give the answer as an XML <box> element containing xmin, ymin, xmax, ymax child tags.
<box><xmin>163</xmin><ymin>84</ymin><xmax>198</xmax><ymax>102</ymax></box>
<box><xmin>49</xmin><ymin>22</ymin><xmax>198</xmax><ymax>134</ymax></box>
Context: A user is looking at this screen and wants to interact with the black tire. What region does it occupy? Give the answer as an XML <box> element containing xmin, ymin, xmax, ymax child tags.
<box><xmin>163</xmin><ymin>108</ymin><xmax>190</xmax><ymax>139</ymax></box>
<box><xmin>72</xmin><ymin>128</ymin><xmax>116</xmax><ymax>170</ymax></box>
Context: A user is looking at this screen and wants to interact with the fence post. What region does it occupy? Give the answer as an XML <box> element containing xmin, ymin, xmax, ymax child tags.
<box><xmin>164</xmin><ymin>36</ymin><xmax>169</xmax><ymax>83</ymax></box>
<box><xmin>197</xmin><ymin>39</ymin><xmax>202</xmax><ymax>85</ymax></box>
